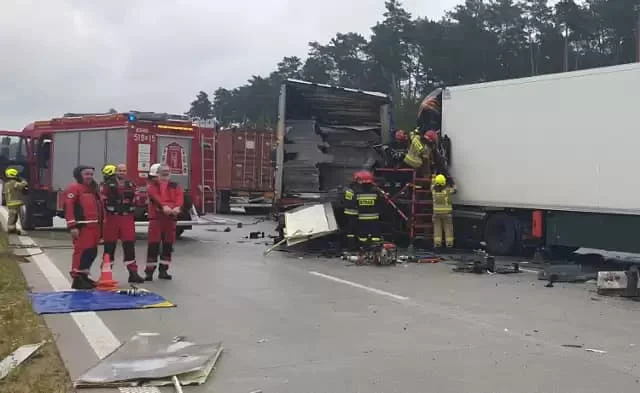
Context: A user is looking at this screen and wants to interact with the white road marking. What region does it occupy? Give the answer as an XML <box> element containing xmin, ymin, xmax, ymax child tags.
<box><xmin>520</xmin><ymin>268</ymin><xmax>539</xmax><ymax>274</ymax></box>
<box><xmin>309</xmin><ymin>271</ymin><xmax>409</xmax><ymax>301</ymax></box>
<box><xmin>1</xmin><ymin>208</ymin><xmax>161</xmax><ymax>393</ymax></box>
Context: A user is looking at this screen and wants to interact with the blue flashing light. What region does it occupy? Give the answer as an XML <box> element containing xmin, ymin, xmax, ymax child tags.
<box><xmin>128</xmin><ymin>113</ymin><xmax>136</xmax><ymax>122</ymax></box>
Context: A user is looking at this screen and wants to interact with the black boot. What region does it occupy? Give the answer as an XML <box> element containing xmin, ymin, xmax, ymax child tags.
<box><xmin>144</xmin><ymin>269</ymin><xmax>155</xmax><ymax>282</ymax></box>
<box><xmin>128</xmin><ymin>269</ymin><xmax>145</xmax><ymax>284</ymax></box>
<box><xmin>84</xmin><ymin>276</ymin><xmax>97</xmax><ymax>288</ymax></box>
<box><xmin>158</xmin><ymin>266</ymin><xmax>172</xmax><ymax>280</ymax></box>
<box><xmin>72</xmin><ymin>276</ymin><xmax>95</xmax><ymax>290</ymax></box>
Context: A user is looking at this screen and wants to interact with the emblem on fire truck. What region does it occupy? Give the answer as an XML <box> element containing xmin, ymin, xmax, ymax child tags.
<box><xmin>161</xmin><ymin>142</ymin><xmax>188</xmax><ymax>176</ymax></box>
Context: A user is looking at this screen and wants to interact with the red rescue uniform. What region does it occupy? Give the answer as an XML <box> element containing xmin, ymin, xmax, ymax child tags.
<box><xmin>101</xmin><ymin>177</ymin><xmax>142</xmax><ymax>281</ymax></box>
<box><xmin>64</xmin><ymin>182</ymin><xmax>102</xmax><ymax>279</ymax></box>
<box><xmin>145</xmin><ymin>180</ymin><xmax>184</xmax><ymax>278</ymax></box>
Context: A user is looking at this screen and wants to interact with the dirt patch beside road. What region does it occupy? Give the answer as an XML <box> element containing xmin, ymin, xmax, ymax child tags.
<box><xmin>0</xmin><ymin>232</ymin><xmax>72</xmax><ymax>393</ymax></box>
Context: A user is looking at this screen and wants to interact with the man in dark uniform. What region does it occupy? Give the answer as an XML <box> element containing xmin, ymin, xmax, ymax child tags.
<box><xmin>353</xmin><ymin>170</ymin><xmax>382</xmax><ymax>246</ymax></box>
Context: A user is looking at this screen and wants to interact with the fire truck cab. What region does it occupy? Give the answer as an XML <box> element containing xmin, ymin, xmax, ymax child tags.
<box><xmin>1</xmin><ymin>111</ymin><xmax>205</xmax><ymax>237</ymax></box>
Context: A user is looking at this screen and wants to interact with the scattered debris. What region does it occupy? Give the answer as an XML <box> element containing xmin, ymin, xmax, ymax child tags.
<box><xmin>256</xmin><ymin>338</ymin><xmax>268</xmax><ymax>344</ymax></box>
<box><xmin>585</xmin><ymin>348</ymin><xmax>607</xmax><ymax>354</ymax></box>
<box><xmin>0</xmin><ymin>341</ymin><xmax>46</xmax><ymax>380</ymax></box>
<box><xmin>283</xmin><ymin>203</ymin><xmax>339</xmax><ymax>247</ymax></box>
<box><xmin>249</xmin><ymin>390</ymin><xmax>263</xmax><ymax>393</ymax></box>
<box><xmin>247</xmin><ymin>231</ymin><xmax>265</xmax><ymax>239</ymax></box>
<box><xmin>224</xmin><ymin>227</ymin><xmax>231</xmax><ymax>232</ymax></box>
<box><xmin>74</xmin><ymin>333</ymin><xmax>223</xmax><ymax>388</ymax></box>
<box><xmin>596</xmin><ymin>270</ymin><xmax>640</xmax><ymax>297</ymax></box>
<box><xmin>452</xmin><ymin>248</ymin><xmax>519</xmax><ymax>274</ymax></box>
<box><xmin>538</xmin><ymin>264</ymin><xmax>595</xmax><ymax>283</ymax></box>
<box><xmin>562</xmin><ymin>344</ymin><xmax>583</xmax><ymax>348</ymax></box>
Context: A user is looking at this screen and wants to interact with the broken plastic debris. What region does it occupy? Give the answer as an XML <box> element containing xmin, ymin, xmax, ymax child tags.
<box><xmin>585</xmin><ymin>348</ymin><xmax>607</xmax><ymax>354</ymax></box>
<box><xmin>0</xmin><ymin>341</ymin><xmax>46</xmax><ymax>380</ymax></box>
<box><xmin>256</xmin><ymin>338</ymin><xmax>268</xmax><ymax>344</ymax></box>
<box><xmin>562</xmin><ymin>344</ymin><xmax>583</xmax><ymax>348</ymax></box>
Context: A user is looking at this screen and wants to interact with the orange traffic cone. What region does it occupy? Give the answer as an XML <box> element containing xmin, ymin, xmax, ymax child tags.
<box><xmin>95</xmin><ymin>253</ymin><xmax>119</xmax><ymax>291</ymax></box>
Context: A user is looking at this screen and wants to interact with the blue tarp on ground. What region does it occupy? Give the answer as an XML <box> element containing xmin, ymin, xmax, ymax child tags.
<box><xmin>29</xmin><ymin>290</ymin><xmax>175</xmax><ymax>315</ymax></box>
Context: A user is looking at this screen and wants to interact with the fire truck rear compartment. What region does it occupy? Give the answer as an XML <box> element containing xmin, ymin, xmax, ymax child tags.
<box><xmin>51</xmin><ymin>129</ymin><xmax>128</xmax><ymax>190</ymax></box>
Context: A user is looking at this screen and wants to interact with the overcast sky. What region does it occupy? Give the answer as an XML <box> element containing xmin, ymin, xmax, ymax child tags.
<box><xmin>1</xmin><ymin>0</ymin><xmax>458</xmax><ymax>129</ymax></box>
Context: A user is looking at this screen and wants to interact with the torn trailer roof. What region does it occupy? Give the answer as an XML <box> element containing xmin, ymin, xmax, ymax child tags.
<box><xmin>276</xmin><ymin>79</ymin><xmax>391</xmax><ymax>204</ymax></box>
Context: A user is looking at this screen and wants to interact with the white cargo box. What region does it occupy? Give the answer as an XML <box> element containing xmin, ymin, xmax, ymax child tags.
<box><xmin>444</xmin><ymin>63</ymin><xmax>640</xmax><ymax>215</ymax></box>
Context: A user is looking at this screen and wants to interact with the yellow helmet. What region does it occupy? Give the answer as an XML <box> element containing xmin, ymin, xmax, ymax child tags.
<box><xmin>434</xmin><ymin>174</ymin><xmax>447</xmax><ymax>186</ymax></box>
<box><xmin>5</xmin><ymin>168</ymin><xmax>18</xmax><ymax>178</ymax></box>
<box><xmin>102</xmin><ymin>164</ymin><xmax>117</xmax><ymax>177</ymax></box>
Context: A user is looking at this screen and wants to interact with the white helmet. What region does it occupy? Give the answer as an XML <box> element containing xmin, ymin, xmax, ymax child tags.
<box><xmin>149</xmin><ymin>163</ymin><xmax>162</xmax><ymax>177</ymax></box>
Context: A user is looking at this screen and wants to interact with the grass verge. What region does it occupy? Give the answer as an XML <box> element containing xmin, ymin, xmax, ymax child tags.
<box><xmin>0</xmin><ymin>231</ymin><xmax>72</xmax><ymax>393</ymax></box>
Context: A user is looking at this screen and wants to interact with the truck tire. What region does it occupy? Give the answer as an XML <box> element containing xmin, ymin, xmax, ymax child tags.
<box><xmin>19</xmin><ymin>205</ymin><xmax>34</xmax><ymax>230</ymax></box>
<box><xmin>217</xmin><ymin>191</ymin><xmax>231</xmax><ymax>214</ymax></box>
<box><xmin>484</xmin><ymin>213</ymin><xmax>518</xmax><ymax>256</ymax></box>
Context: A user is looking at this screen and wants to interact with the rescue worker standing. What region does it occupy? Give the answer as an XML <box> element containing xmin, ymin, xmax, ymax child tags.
<box><xmin>64</xmin><ymin>166</ymin><xmax>102</xmax><ymax>290</ymax></box>
<box><xmin>101</xmin><ymin>163</ymin><xmax>144</xmax><ymax>283</ymax></box>
<box><xmin>342</xmin><ymin>174</ymin><xmax>360</xmax><ymax>251</ymax></box>
<box><xmin>145</xmin><ymin>163</ymin><xmax>184</xmax><ymax>281</ymax></box>
<box><xmin>353</xmin><ymin>171</ymin><xmax>382</xmax><ymax>246</ymax></box>
<box><xmin>431</xmin><ymin>173</ymin><xmax>456</xmax><ymax>249</ymax></box>
<box><xmin>3</xmin><ymin>167</ymin><xmax>28</xmax><ymax>234</ymax></box>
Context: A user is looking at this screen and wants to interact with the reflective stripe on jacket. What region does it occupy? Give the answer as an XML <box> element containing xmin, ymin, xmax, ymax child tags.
<box><xmin>64</xmin><ymin>182</ymin><xmax>102</xmax><ymax>229</ymax></box>
<box><xmin>343</xmin><ymin>187</ymin><xmax>358</xmax><ymax>216</ymax></box>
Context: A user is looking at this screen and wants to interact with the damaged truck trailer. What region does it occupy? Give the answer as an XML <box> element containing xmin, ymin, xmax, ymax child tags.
<box><xmin>273</xmin><ymin>79</ymin><xmax>391</xmax><ymax>233</ymax></box>
<box><xmin>441</xmin><ymin>63</ymin><xmax>640</xmax><ymax>256</ymax></box>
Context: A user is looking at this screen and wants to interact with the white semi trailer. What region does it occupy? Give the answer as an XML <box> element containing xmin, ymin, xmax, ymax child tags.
<box><xmin>437</xmin><ymin>62</ymin><xmax>640</xmax><ymax>255</ymax></box>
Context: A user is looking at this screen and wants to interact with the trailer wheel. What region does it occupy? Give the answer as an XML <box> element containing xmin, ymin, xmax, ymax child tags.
<box><xmin>484</xmin><ymin>213</ymin><xmax>518</xmax><ymax>256</ymax></box>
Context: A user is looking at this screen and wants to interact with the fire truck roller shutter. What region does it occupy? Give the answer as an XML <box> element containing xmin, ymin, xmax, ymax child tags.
<box><xmin>51</xmin><ymin>129</ymin><xmax>127</xmax><ymax>191</ymax></box>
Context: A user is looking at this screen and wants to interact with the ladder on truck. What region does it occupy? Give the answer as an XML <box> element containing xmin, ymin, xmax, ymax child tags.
<box><xmin>201</xmin><ymin>130</ymin><xmax>216</xmax><ymax>213</ymax></box>
<box><xmin>373</xmin><ymin>168</ymin><xmax>434</xmax><ymax>248</ymax></box>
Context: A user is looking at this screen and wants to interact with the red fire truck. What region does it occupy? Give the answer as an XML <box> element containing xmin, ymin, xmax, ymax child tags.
<box><xmin>0</xmin><ymin>111</ymin><xmax>207</xmax><ymax>237</ymax></box>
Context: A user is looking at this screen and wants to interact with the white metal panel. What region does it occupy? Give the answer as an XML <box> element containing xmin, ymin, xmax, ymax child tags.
<box><xmin>444</xmin><ymin>63</ymin><xmax>640</xmax><ymax>215</ymax></box>
<box><xmin>51</xmin><ymin>132</ymin><xmax>80</xmax><ymax>190</ymax></box>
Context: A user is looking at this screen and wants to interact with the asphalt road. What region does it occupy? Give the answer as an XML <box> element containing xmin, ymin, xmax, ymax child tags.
<box><xmin>16</xmin><ymin>215</ymin><xmax>640</xmax><ymax>393</ymax></box>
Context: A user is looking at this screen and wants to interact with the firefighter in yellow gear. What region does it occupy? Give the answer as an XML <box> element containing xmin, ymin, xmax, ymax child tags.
<box><xmin>3</xmin><ymin>167</ymin><xmax>28</xmax><ymax>234</ymax></box>
<box><xmin>431</xmin><ymin>173</ymin><xmax>455</xmax><ymax>249</ymax></box>
<box><xmin>353</xmin><ymin>171</ymin><xmax>381</xmax><ymax>245</ymax></box>
<box><xmin>403</xmin><ymin>129</ymin><xmax>434</xmax><ymax>177</ymax></box>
